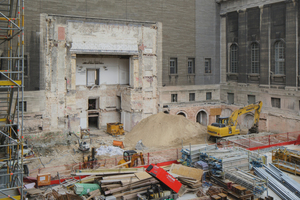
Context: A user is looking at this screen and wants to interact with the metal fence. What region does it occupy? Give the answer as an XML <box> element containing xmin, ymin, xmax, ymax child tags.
<box><xmin>219</xmin><ymin>132</ymin><xmax>300</xmax><ymax>150</ymax></box>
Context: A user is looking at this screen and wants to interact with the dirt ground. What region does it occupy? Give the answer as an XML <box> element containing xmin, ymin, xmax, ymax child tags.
<box><xmin>26</xmin><ymin>127</ymin><xmax>208</xmax><ymax>173</ymax></box>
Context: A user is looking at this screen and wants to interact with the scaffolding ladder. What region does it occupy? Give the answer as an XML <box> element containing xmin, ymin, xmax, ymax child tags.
<box><xmin>0</xmin><ymin>0</ymin><xmax>24</xmax><ymax>199</ymax></box>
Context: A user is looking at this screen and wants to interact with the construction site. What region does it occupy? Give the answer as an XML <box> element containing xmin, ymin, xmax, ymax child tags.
<box><xmin>2</xmin><ymin>0</ymin><xmax>300</xmax><ymax>199</ymax></box>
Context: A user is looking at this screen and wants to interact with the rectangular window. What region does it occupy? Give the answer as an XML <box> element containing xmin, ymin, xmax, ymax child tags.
<box><xmin>86</xmin><ymin>69</ymin><xmax>99</xmax><ymax>86</ymax></box>
<box><xmin>271</xmin><ymin>97</ymin><xmax>281</xmax><ymax>108</ymax></box>
<box><xmin>228</xmin><ymin>93</ymin><xmax>234</xmax><ymax>104</ymax></box>
<box><xmin>19</xmin><ymin>101</ymin><xmax>27</xmax><ymax>112</ymax></box>
<box><xmin>205</xmin><ymin>58</ymin><xmax>211</xmax><ymax>73</ymax></box>
<box><xmin>206</xmin><ymin>92</ymin><xmax>212</xmax><ymax>100</ymax></box>
<box><xmin>188</xmin><ymin>58</ymin><xmax>195</xmax><ymax>74</ymax></box>
<box><xmin>88</xmin><ymin>98</ymin><xmax>97</xmax><ymax>110</ymax></box>
<box><xmin>171</xmin><ymin>94</ymin><xmax>177</xmax><ymax>102</ymax></box>
<box><xmin>248</xmin><ymin>95</ymin><xmax>255</xmax><ymax>104</ymax></box>
<box><xmin>170</xmin><ymin>58</ymin><xmax>177</xmax><ymax>74</ymax></box>
<box><xmin>189</xmin><ymin>93</ymin><xmax>195</xmax><ymax>101</ymax></box>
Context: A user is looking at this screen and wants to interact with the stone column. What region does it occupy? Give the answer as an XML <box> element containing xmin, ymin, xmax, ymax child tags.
<box><xmin>220</xmin><ymin>15</ymin><xmax>227</xmax><ymax>84</ymax></box>
<box><xmin>260</xmin><ymin>5</ymin><xmax>271</xmax><ymax>85</ymax></box>
<box><xmin>285</xmin><ymin>1</ymin><xmax>297</xmax><ymax>87</ymax></box>
<box><xmin>238</xmin><ymin>9</ymin><xmax>247</xmax><ymax>83</ymax></box>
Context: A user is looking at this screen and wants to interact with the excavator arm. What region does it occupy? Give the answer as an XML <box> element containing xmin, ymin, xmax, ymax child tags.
<box><xmin>228</xmin><ymin>101</ymin><xmax>262</xmax><ymax>132</ymax></box>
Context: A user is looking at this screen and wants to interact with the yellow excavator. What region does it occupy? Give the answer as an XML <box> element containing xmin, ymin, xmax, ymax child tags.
<box><xmin>207</xmin><ymin>101</ymin><xmax>263</xmax><ymax>140</ymax></box>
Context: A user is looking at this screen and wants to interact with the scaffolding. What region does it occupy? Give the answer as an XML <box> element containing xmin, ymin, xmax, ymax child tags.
<box><xmin>0</xmin><ymin>0</ymin><xmax>24</xmax><ymax>199</ymax></box>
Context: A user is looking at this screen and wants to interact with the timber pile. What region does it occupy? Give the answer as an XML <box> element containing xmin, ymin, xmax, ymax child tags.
<box><xmin>177</xmin><ymin>176</ymin><xmax>202</xmax><ymax>189</ymax></box>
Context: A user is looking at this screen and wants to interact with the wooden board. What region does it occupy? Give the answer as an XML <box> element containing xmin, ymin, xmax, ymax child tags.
<box><xmin>210</xmin><ymin>108</ymin><xmax>221</xmax><ymax>116</ymax></box>
<box><xmin>169</xmin><ymin>164</ymin><xmax>203</xmax><ymax>181</ymax></box>
<box><xmin>135</xmin><ymin>172</ymin><xmax>152</xmax><ymax>180</ymax></box>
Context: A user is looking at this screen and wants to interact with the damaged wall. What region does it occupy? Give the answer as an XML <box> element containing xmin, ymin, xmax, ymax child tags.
<box><xmin>29</xmin><ymin>14</ymin><xmax>162</xmax><ymax>135</ymax></box>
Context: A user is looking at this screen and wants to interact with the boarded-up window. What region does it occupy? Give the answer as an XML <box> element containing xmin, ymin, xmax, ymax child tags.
<box><xmin>248</xmin><ymin>95</ymin><xmax>256</xmax><ymax>104</ymax></box>
<box><xmin>271</xmin><ymin>97</ymin><xmax>281</xmax><ymax>108</ymax></box>
<box><xmin>228</xmin><ymin>93</ymin><xmax>234</xmax><ymax>104</ymax></box>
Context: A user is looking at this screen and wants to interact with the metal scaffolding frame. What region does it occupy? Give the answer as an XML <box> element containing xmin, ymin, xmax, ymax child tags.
<box><xmin>0</xmin><ymin>0</ymin><xmax>24</xmax><ymax>199</ymax></box>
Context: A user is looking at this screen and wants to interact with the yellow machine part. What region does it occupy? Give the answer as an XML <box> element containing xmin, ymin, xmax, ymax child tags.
<box><xmin>118</xmin><ymin>159</ymin><xmax>129</xmax><ymax>168</ymax></box>
<box><xmin>107</xmin><ymin>123</ymin><xmax>125</xmax><ymax>136</ymax></box>
<box><xmin>207</xmin><ymin>125</ymin><xmax>240</xmax><ymax>138</ymax></box>
<box><xmin>0</xmin><ymin>196</ymin><xmax>21</xmax><ymax>200</ymax></box>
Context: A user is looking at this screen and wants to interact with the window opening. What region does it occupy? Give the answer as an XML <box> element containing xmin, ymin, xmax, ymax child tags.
<box><xmin>271</xmin><ymin>97</ymin><xmax>281</xmax><ymax>108</ymax></box>
<box><xmin>206</xmin><ymin>92</ymin><xmax>212</xmax><ymax>100</ymax></box>
<box><xmin>188</xmin><ymin>58</ymin><xmax>195</xmax><ymax>74</ymax></box>
<box><xmin>275</xmin><ymin>41</ymin><xmax>285</xmax><ymax>74</ymax></box>
<box><xmin>189</xmin><ymin>93</ymin><xmax>195</xmax><ymax>101</ymax></box>
<box><xmin>230</xmin><ymin>44</ymin><xmax>238</xmax><ymax>73</ymax></box>
<box><xmin>205</xmin><ymin>58</ymin><xmax>211</xmax><ymax>73</ymax></box>
<box><xmin>251</xmin><ymin>43</ymin><xmax>259</xmax><ymax>73</ymax></box>
<box><xmin>87</xmin><ymin>69</ymin><xmax>99</xmax><ymax>86</ymax></box>
<box><xmin>171</xmin><ymin>94</ymin><xmax>177</xmax><ymax>102</ymax></box>
<box><xmin>170</xmin><ymin>58</ymin><xmax>177</xmax><ymax>74</ymax></box>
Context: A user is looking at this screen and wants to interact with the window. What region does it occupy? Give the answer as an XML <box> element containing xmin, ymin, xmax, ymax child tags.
<box><xmin>206</xmin><ymin>92</ymin><xmax>212</xmax><ymax>100</ymax></box>
<box><xmin>274</xmin><ymin>41</ymin><xmax>285</xmax><ymax>74</ymax></box>
<box><xmin>230</xmin><ymin>44</ymin><xmax>238</xmax><ymax>73</ymax></box>
<box><xmin>205</xmin><ymin>58</ymin><xmax>211</xmax><ymax>73</ymax></box>
<box><xmin>170</xmin><ymin>58</ymin><xmax>177</xmax><ymax>74</ymax></box>
<box><xmin>188</xmin><ymin>58</ymin><xmax>195</xmax><ymax>74</ymax></box>
<box><xmin>88</xmin><ymin>99</ymin><xmax>97</xmax><ymax>110</ymax></box>
<box><xmin>228</xmin><ymin>93</ymin><xmax>234</xmax><ymax>104</ymax></box>
<box><xmin>248</xmin><ymin>95</ymin><xmax>255</xmax><ymax>104</ymax></box>
<box><xmin>171</xmin><ymin>94</ymin><xmax>177</xmax><ymax>102</ymax></box>
<box><xmin>251</xmin><ymin>43</ymin><xmax>259</xmax><ymax>73</ymax></box>
<box><xmin>189</xmin><ymin>93</ymin><xmax>195</xmax><ymax>101</ymax></box>
<box><xmin>86</xmin><ymin>69</ymin><xmax>99</xmax><ymax>86</ymax></box>
<box><xmin>271</xmin><ymin>97</ymin><xmax>281</xmax><ymax>108</ymax></box>
<box><xmin>19</xmin><ymin>101</ymin><xmax>27</xmax><ymax>112</ymax></box>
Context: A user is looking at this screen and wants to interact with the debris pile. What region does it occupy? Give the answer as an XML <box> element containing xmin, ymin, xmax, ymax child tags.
<box><xmin>124</xmin><ymin>112</ymin><xmax>207</xmax><ymax>148</ymax></box>
<box><xmin>95</xmin><ymin>146</ymin><xmax>124</xmax><ymax>156</ymax></box>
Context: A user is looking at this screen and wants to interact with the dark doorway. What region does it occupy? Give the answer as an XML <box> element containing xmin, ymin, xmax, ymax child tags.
<box><xmin>88</xmin><ymin>116</ymin><xmax>98</xmax><ymax>128</ymax></box>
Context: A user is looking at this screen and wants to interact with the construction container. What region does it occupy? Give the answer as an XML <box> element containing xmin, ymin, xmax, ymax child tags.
<box><xmin>107</xmin><ymin>123</ymin><xmax>125</xmax><ymax>136</ymax></box>
<box><xmin>37</xmin><ymin>173</ymin><xmax>51</xmax><ymax>186</ymax></box>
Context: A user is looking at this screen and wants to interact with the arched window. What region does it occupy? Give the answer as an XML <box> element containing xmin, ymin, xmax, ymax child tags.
<box><xmin>274</xmin><ymin>41</ymin><xmax>285</xmax><ymax>74</ymax></box>
<box><xmin>230</xmin><ymin>44</ymin><xmax>238</xmax><ymax>73</ymax></box>
<box><xmin>251</xmin><ymin>43</ymin><xmax>259</xmax><ymax>73</ymax></box>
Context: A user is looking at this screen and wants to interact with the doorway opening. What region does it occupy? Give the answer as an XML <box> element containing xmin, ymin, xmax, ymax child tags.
<box><xmin>196</xmin><ymin>110</ymin><xmax>207</xmax><ymax>125</ymax></box>
<box><xmin>88</xmin><ymin>116</ymin><xmax>98</xmax><ymax>129</ymax></box>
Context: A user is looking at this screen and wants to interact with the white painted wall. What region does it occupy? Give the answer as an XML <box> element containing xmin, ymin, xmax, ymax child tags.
<box><xmin>76</xmin><ymin>57</ymin><xmax>129</xmax><ymax>86</ymax></box>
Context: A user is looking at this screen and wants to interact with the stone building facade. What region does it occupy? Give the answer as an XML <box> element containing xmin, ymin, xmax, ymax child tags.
<box><xmin>17</xmin><ymin>0</ymin><xmax>300</xmax><ymax>139</ymax></box>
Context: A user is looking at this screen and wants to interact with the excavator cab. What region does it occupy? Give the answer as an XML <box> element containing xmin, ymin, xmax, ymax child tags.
<box><xmin>211</xmin><ymin>117</ymin><xmax>229</xmax><ymax>128</ymax></box>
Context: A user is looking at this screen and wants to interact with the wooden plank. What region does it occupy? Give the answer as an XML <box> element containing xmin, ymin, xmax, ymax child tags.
<box><xmin>169</xmin><ymin>164</ymin><xmax>203</xmax><ymax>181</ymax></box>
<box><xmin>135</xmin><ymin>172</ymin><xmax>152</xmax><ymax>180</ymax></box>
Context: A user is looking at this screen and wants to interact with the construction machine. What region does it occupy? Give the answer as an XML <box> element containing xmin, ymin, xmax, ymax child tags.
<box><xmin>118</xmin><ymin>150</ymin><xmax>145</xmax><ymax>168</ymax></box>
<box><xmin>207</xmin><ymin>101</ymin><xmax>263</xmax><ymax>140</ymax></box>
<box><xmin>68</xmin><ymin>131</ymin><xmax>90</xmax><ymax>152</ymax></box>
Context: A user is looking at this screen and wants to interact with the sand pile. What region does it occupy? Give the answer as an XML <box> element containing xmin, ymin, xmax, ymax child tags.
<box><xmin>124</xmin><ymin>112</ymin><xmax>207</xmax><ymax>148</ymax></box>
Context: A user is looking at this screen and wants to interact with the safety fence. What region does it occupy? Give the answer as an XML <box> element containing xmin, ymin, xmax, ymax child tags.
<box><xmin>28</xmin><ymin>148</ymin><xmax>181</xmax><ymax>179</ymax></box>
<box><xmin>219</xmin><ymin>132</ymin><xmax>300</xmax><ymax>150</ymax></box>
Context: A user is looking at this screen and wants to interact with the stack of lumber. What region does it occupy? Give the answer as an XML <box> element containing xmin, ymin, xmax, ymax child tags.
<box><xmin>177</xmin><ymin>176</ymin><xmax>202</xmax><ymax>189</ymax></box>
<box><xmin>206</xmin><ymin>186</ymin><xmax>225</xmax><ymax>196</ymax></box>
